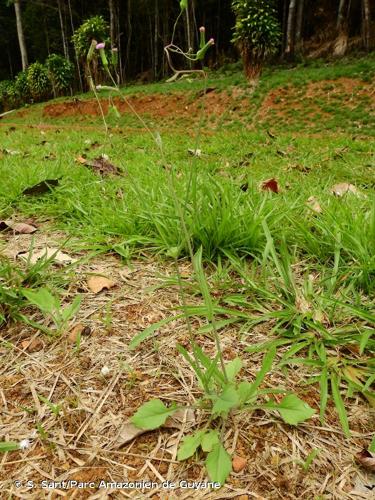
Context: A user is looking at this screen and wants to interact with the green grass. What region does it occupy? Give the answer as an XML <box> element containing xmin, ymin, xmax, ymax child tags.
<box><xmin>1</xmin><ymin>55</ymin><xmax>374</xmax><ymax>434</ymax></box>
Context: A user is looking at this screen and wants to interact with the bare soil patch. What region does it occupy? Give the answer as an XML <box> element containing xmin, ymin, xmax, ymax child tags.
<box><xmin>42</xmin><ymin>89</ymin><xmax>248</xmax><ymax>123</ymax></box>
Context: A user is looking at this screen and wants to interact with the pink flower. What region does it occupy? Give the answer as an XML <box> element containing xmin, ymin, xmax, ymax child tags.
<box><xmin>209</xmin><ymin>38</ymin><xmax>215</xmax><ymax>45</ymax></box>
<box><xmin>96</xmin><ymin>42</ymin><xmax>105</xmax><ymax>50</ymax></box>
<box><xmin>199</xmin><ymin>26</ymin><xmax>205</xmax><ymax>32</ymax></box>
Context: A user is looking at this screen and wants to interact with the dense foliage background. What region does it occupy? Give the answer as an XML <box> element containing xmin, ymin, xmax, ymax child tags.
<box><xmin>0</xmin><ymin>0</ymin><xmax>373</xmax><ymax>85</ymax></box>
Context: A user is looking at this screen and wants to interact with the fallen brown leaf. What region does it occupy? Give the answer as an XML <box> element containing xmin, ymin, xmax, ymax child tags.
<box><xmin>116</xmin><ymin>423</ymin><xmax>148</xmax><ymax>447</ymax></box>
<box><xmin>18</xmin><ymin>247</ymin><xmax>77</xmax><ymax>265</ymax></box>
<box><xmin>20</xmin><ymin>338</ymin><xmax>43</xmax><ymax>352</ymax></box>
<box><xmin>330</xmin><ymin>183</ymin><xmax>361</xmax><ymax>197</ymax></box>
<box><xmin>307</xmin><ymin>196</ymin><xmax>322</xmax><ymax>214</ymax></box>
<box><xmin>87</xmin><ymin>276</ymin><xmax>116</xmax><ymax>294</ymax></box>
<box><xmin>68</xmin><ymin>323</ymin><xmax>84</xmax><ymax>343</ymax></box>
<box><xmin>164</xmin><ymin>408</ymin><xmax>195</xmax><ymax>428</ymax></box>
<box><xmin>0</xmin><ymin>220</ymin><xmax>37</xmax><ymax>234</ymax></box>
<box><xmin>261</xmin><ymin>178</ymin><xmax>280</xmax><ymax>193</ymax></box>
<box><xmin>232</xmin><ymin>455</ymin><xmax>247</xmax><ymax>473</ymax></box>
<box><xmin>77</xmin><ymin>154</ymin><xmax>121</xmax><ymax>176</ymax></box>
<box><xmin>22</xmin><ymin>179</ymin><xmax>60</xmax><ymax>196</ymax></box>
<box><xmin>356</xmin><ymin>449</ymin><xmax>375</xmax><ymax>472</ymax></box>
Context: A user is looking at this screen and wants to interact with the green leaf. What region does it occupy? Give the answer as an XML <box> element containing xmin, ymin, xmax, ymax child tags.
<box><xmin>131</xmin><ymin>399</ymin><xmax>177</xmax><ymax>430</ymax></box>
<box><xmin>61</xmin><ymin>295</ymin><xmax>81</xmax><ymax>322</ymax></box>
<box><xmin>330</xmin><ymin>374</ymin><xmax>350</xmax><ymax>437</ymax></box>
<box><xmin>369</xmin><ymin>435</ymin><xmax>375</xmax><ymax>453</ymax></box>
<box><xmin>266</xmin><ymin>394</ymin><xmax>315</xmax><ymax>425</ymax></box>
<box><xmin>177</xmin><ymin>430</ymin><xmax>205</xmax><ymax>460</ymax></box>
<box><xmin>212</xmin><ymin>385</ymin><xmax>239</xmax><ymax>416</ymax></box>
<box><xmin>129</xmin><ymin>316</ymin><xmax>180</xmax><ymax>350</ymax></box>
<box><xmin>205</xmin><ymin>443</ymin><xmax>232</xmax><ymax>485</ymax></box>
<box><xmin>177</xmin><ymin>344</ymin><xmax>207</xmax><ymax>389</ymax></box>
<box><xmin>201</xmin><ymin>430</ymin><xmax>220</xmax><ymax>452</ymax></box>
<box><xmin>23</xmin><ymin>288</ymin><xmax>59</xmax><ymax>314</ymax></box>
<box><xmin>237</xmin><ymin>381</ymin><xmax>254</xmax><ymax>404</ymax></box>
<box><xmin>241</xmin><ymin>346</ymin><xmax>277</xmax><ymax>403</ymax></box>
<box><xmin>225</xmin><ymin>358</ymin><xmax>242</xmax><ymax>382</ymax></box>
<box><xmin>319</xmin><ymin>368</ymin><xmax>328</xmax><ymax>423</ymax></box>
<box><xmin>192</xmin><ymin>247</ymin><xmax>214</xmax><ymax>322</ymax></box>
<box><xmin>0</xmin><ymin>441</ymin><xmax>20</xmax><ymax>453</ymax></box>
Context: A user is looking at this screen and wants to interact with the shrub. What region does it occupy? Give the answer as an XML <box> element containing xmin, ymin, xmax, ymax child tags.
<box><xmin>232</xmin><ymin>0</ymin><xmax>281</xmax><ymax>80</ymax></box>
<box><xmin>72</xmin><ymin>15</ymin><xmax>109</xmax><ymax>58</ymax></box>
<box><xmin>0</xmin><ymin>80</ymin><xmax>18</xmax><ymax>110</ymax></box>
<box><xmin>46</xmin><ymin>54</ymin><xmax>74</xmax><ymax>94</ymax></box>
<box><xmin>14</xmin><ymin>70</ymin><xmax>31</xmax><ymax>103</ymax></box>
<box><xmin>27</xmin><ymin>62</ymin><xmax>52</xmax><ymax>101</ymax></box>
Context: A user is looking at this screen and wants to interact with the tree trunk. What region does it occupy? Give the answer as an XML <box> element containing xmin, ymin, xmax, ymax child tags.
<box><xmin>336</xmin><ymin>0</ymin><xmax>347</xmax><ymax>29</ymax></box>
<box><xmin>14</xmin><ymin>0</ymin><xmax>28</xmax><ymax>70</ymax></box>
<box><xmin>242</xmin><ymin>43</ymin><xmax>264</xmax><ymax>81</ymax></box>
<box><xmin>334</xmin><ymin>0</ymin><xmax>349</xmax><ymax>56</ymax></box>
<box><xmin>285</xmin><ymin>0</ymin><xmax>297</xmax><ymax>59</ymax></box>
<box><xmin>154</xmin><ymin>0</ymin><xmax>159</xmax><ymax>79</ymax></box>
<box><xmin>117</xmin><ymin>1</ymin><xmax>123</xmax><ymax>83</ymax></box>
<box><xmin>57</xmin><ymin>0</ymin><xmax>69</xmax><ymax>60</ymax></box>
<box><xmin>295</xmin><ymin>0</ymin><xmax>304</xmax><ymax>54</ymax></box>
<box><xmin>282</xmin><ymin>0</ymin><xmax>288</xmax><ymax>53</ymax></box>
<box><xmin>109</xmin><ymin>0</ymin><xmax>116</xmax><ymax>47</ymax></box>
<box><xmin>67</xmin><ymin>0</ymin><xmax>83</xmax><ymax>92</ymax></box>
<box><xmin>362</xmin><ymin>0</ymin><xmax>371</xmax><ymax>51</ymax></box>
<box><xmin>125</xmin><ymin>0</ymin><xmax>132</xmax><ymax>78</ymax></box>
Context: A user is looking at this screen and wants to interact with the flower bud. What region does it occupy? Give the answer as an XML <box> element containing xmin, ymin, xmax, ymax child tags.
<box><xmin>199</xmin><ymin>26</ymin><xmax>206</xmax><ymax>49</ymax></box>
<box><xmin>196</xmin><ymin>38</ymin><xmax>215</xmax><ymax>60</ymax></box>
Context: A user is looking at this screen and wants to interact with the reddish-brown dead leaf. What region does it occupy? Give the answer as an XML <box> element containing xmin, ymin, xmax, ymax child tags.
<box><xmin>232</xmin><ymin>455</ymin><xmax>247</xmax><ymax>473</ymax></box>
<box><xmin>261</xmin><ymin>178</ymin><xmax>280</xmax><ymax>193</ymax></box>
<box><xmin>68</xmin><ymin>323</ymin><xmax>84</xmax><ymax>343</ymax></box>
<box><xmin>77</xmin><ymin>154</ymin><xmax>121</xmax><ymax>176</ymax></box>
<box><xmin>20</xmin><ymin>338</ymin><xmax>43</xmax><ymax>352</ymax></box>
<box><xmin>87</xmin><ymin>276</ymin><xmax>116</xmax><ymax>294</ymax></box>
<box><xmin>356</xmin><ymin>449</ymin><xmax>375</xmax><ymax>472</ymax></box>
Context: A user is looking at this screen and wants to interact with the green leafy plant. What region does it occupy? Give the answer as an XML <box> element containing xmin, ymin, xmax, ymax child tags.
<box><xmin>131</xmin><ymin>312</ymin><xmax>315</xmax><ymax>484</ymax></box>
<box><xmin>46</xmin><ymin>54</ymin><xmax>74</xmax><ymax>95</ymax></box>
<box><xmin>231</xmin><ymin>0</ymin><xmax>281</xmax><ymax>80</ymax></box>
<box><xmin>22</xmin><ymin>287</ymin><xmax>81</xmax><ymax>336</ymax></box>
<box><xmin>88</xmin><ymin>12</ymin><xmax>314</xmax><ymax>487</ymax></box>
<box><xmin>0</xmin><ymin>79</ymin><xmax>18</xmax><ymax>110</ymax></box>
<box><xmin>0</xmin><ymin>255</ymin><xmax>61</xmax><ymax>328</ymax></box>
<box><xmin>72</xmin><ymin>15</ymin><xmax>109</xmax><ymax>58</ymax></box>
<box><xmin>208</xmin><ymin>225</ymin><xmax>375</xmax><ymax>437</ymax></box>
<box><xmin>27</xmin><ymin>62</ymin><xmax>52</xmax><ymax>101</ymax></box>
<box><xmin>38</xmin><ymin>394</ymin><xmax>61</xmax><ymax>417</ymax></box>
<box><xmin>14</xmin><ymin>70</ymin><xmax>31</xmax><ymax>105</ymax></box>
<box><xmin>0</xmin><ymin>441</ymin><xmax>21</xmax><ymax>453</ymax></box>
